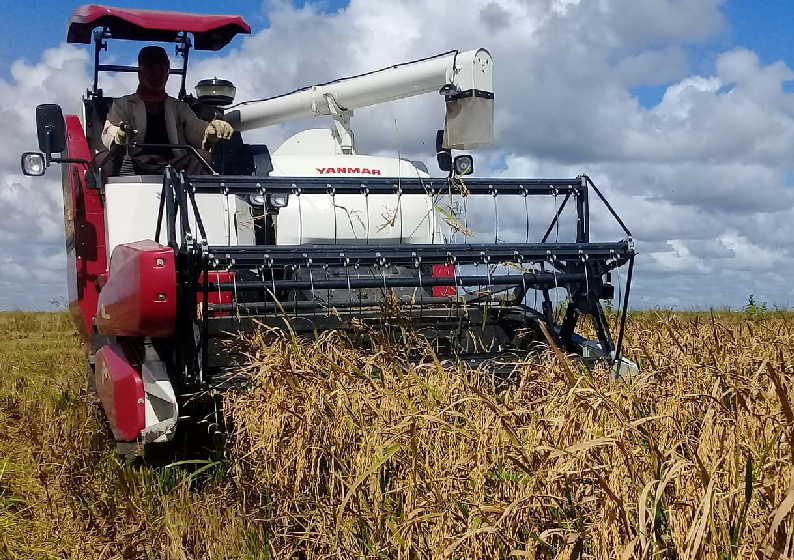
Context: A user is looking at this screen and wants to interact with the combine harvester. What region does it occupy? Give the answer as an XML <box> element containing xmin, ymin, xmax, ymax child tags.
<box><xmin>22</xmin><ymin>5</ymin><xmax>636</xmax><ymax>456</ymax></box>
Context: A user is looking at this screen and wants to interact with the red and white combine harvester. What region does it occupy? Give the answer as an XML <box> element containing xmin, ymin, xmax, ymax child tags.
<box><xmin>23</xmin><ymin>6</ymin><xmax>636</xmax><ymax>456</ymax></box>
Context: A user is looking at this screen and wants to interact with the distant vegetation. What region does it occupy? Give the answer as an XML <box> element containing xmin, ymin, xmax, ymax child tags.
<box><xmin>1</xmin><ymin>311</ymin><xmax>792</xmax><ymax>558</ymax></box>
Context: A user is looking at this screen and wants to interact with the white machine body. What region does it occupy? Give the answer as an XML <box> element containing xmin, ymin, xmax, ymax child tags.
<box><xmin>103</xmin><ymin>176</ymin><xmax>240</xmax><ymax>257</ymax></box>
<box><xmin>102</xmin><ymin>131</ymin><xmax>435</xmax><ymax>252</ymax></box>
<box><xmin>271</xmin><ymin>129</ymin><xmax>436</xmax><ymax>245</ymax></box>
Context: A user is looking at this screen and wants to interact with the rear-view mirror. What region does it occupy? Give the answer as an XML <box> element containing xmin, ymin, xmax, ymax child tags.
<box><xmin>36</xmin><ymin>104</ymin><xmax>66</xmax><ymax>154</ymax></box>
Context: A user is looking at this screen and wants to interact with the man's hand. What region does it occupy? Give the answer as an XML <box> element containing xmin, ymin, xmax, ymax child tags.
<box><xmin>106</xmin><ymin>123</ymin><xmax>127</xmax><ymax>145</ymax></box>
<box><xmin>206</xmin><ymin>119</ymin><xmax>234</xmax><ymax>141</ymax></box>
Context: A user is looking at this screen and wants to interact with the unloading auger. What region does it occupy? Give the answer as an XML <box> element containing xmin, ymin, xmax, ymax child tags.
<box><xmin>22</xmin><ymin>5</ymin><xmax>636</xmax><ymax>456</ymax></box>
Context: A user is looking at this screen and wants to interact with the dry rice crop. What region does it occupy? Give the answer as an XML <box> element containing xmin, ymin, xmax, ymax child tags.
<box><xmin>0</xmin><ymin>312</ymin><xmax>258</xmax><ymax>559</ymax></box>
<box><xmin>230</xmin><ymin>312</ymin><xmax>794</xmax><ymax>558</ymax></box>
<box><xmin>1</xmin><ymin>310</ymin><xmax>793</xmax><ymax>559</ymax></box>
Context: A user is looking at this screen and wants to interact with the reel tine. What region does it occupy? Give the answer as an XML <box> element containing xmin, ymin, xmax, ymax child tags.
<box><xmin>200</xmin><ymin>256</ymin><xmax>209</xmax><ymax>385</ymax></box>
<box><xmin>447</xmin><ymin>181</ymin><xmax>455</xmax><ymax>244</ymax></box>
<box><xmin>295</xmin><ymin>184</ymin><xmax>303</xmax><ymax>244</ymax></box>
<box><xmin>329</xmin><ymin>185</ymin><xmax>337</xmax><ymax>245</ymax></box>
<box><xmin>364</xmin><ymin>185</ymin><xmax>370</xmax><ymax>245</ymax></box>
<box><xmin>491</xmin><ymin>184</ymin><xmax>499</xmax><ymax>244</ymax></box>
<box><xmin>463</xmin><ymin>190</ymin><xmax>469</xmax><ymax>241</ymax></box>
<box><xmin>258</xmin><ymin>261</ymin><xmax>266</xmax><ymax>304</ymax></box>
<box><xmin>222</xmin><ymin>182</ymin><xmax>231</xmax><ymax>245</ymax></box>
<box><xmin>343</xmin><ymin>253</ymin><xmax>352</xmax><ymax>309</ymax></box>
<box><xmin>484</xmin><ymin>251</ymin><xmax>492</xmax><ymax>289</ymax></box>
<box><xmin>216</xmin><ymin>263</ymin><xmax>223</xmax><ymax>311</ymax></box>
<box><xmin>523</xmin><ymin>184</ymin><xmax>530</xmax><ymax>243</ymax></box>
<box><xmin>581</xmin><ymin>251</ymin><xmax>590</xmax><ymax>302</ymax></box>
<box><xmin>484</xmin><ymin>250</ymin><xmax>493</xmax><ymax>319</ymax></box>
<box><xmin>397</xmin><ymin>185</ymin><xmax>404</xmax><ymax>244</ymax></box>
<box><xmin>415</xmin><ymin>252</ymin><xmax>423</xmax><ymax>321</ymax></box>
<box><xmin>232</xmin><ymin>265</ymin><xmax>240</xmax><ymax>323</ymax></box>
<box><xmin>456</xmin><ymin>261</ymin><xmax>466</xmax><ymax>318</ymax></box>
<box><xmin>306</xmin><ymin>255</ymin><xmax>317</xmax><ymax>316</ymax></box>
<box><xmin>268</xmin><ymin>255</ymin><xmax>276</xmax><ymax>312</ymax></box>
<box><xmin>426</xmin><ymin>183</ymin><xmax>435</xmax><ymax>245</ymax></box>
<box><xmin>355</xmin><ymin>262</ymin><xmax>362</xmax><ymax>317</ymax></box>
<box><xmin>324</xmin><ymin>264</ymin><xmax>331</xmax><ymax>315</ymax></box>
<box><xmin>448</xmin><ymin>252</ymin><xmax>458</xmax><ymax>318</ymax></box>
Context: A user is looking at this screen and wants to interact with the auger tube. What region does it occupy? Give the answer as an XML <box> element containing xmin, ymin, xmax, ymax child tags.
<box><xmin>225</xmin><ymin>49</ymin><xmax>493</xmax><ymax>133</ymax></box>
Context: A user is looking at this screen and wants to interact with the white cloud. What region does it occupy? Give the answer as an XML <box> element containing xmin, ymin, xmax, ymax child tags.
<box><xmin>650</xmin><ymin>239</ymin><xmax>712</xmax><ymax>274</ymax></box>
<box><xmin>1</xmin><ymin>0</ymin><xmax>792</xmax><ymax>309</ymax></box>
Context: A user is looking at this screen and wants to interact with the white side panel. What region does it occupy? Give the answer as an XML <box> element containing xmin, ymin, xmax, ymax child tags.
<box><xmin>140</xmin><ymin>357</ymin><xmax>178</xmax><ymax>444</ymax></box>
<box><xmin>271</xmin><ymin>153</ymin><xmax>437</xmax><ymax>245</ymax></box>
<box><xmin>104</xmin><ymin>176</ymin><xmax>239</xmax><ymax>255</ymax></box>
<box><xmin>277</xmin><ymin>193</ymin><xmax>435</xmax><ymax>245</ymax></box>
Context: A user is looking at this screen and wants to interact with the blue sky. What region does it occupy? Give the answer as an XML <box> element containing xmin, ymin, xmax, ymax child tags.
<box><xmin>0</xmin><ymin>1</ymin><xmax>347</xmax><ymax>76</ymax></box>
<box><xmin>632</xmin><ymin>0</ymin><xmax>794</xmax><ymax>106</ymax></box>
<box><xmin>1</xmin><ymin>1</ymin><xmax>792</xmax><ymax>84</ymax></box>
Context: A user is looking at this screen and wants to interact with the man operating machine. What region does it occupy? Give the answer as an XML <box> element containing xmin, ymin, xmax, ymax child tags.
<box><xmin>99</xmin><ymin>45</ymin><xmax>233</xmax><ymax>175</ymax></box>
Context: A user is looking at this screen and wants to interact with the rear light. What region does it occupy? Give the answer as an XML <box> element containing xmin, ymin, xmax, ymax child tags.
<box><xmin>197</xmin><ymin>271</ymin><xmax>235</xmax><ymax>316</ymax></box>
<box><xmin>431</xmin><ymin>264</ymin><xmax>456</xmax><ymax>297</ymax></box>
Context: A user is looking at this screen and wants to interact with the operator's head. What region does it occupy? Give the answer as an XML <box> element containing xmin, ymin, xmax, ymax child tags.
<box><xmin>138</xmin><ymin>46</ymin><xmax>170</xmax><ymax>92</ymax></box>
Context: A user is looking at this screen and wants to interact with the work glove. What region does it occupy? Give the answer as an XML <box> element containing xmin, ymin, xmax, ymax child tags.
<box><xmin>206</xmin><ymin>119</ymin><xmax>234</xmax><ymax>141</ymax></box>
<box><xmin>106</xmin><ymin>123</ymin><xmax>127</xmax><ymax>146</ymax></box>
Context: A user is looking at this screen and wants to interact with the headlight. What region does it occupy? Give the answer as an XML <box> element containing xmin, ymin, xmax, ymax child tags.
<box><xmin>269</xmin><ymin>194</ymin><xmax>289</xmax><ymax>208</ymax></box>
<box><xmin>453</xmin><ymin>154</ymin><xmax>474</xmax><ymax>176</ymax></box>
<box><xmin>248</xmin><ymin>194</ymin><xmax>266</xmax><ymax>206</ymax></box>
<box><xmin>21</xmin><ymin>152</ymin><xmax>46</xmax><ymax>176</ymax></box>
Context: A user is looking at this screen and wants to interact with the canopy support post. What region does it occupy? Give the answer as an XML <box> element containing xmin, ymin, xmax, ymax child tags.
<box><xmin>91</xmin><ymin>29</ymin><xmax>108</xmax><ymax>97</ymax></box>
<box><xmin>176</xmin><ymin>33</ymin><xmax>191</xmax><ymax>100</ymax></box>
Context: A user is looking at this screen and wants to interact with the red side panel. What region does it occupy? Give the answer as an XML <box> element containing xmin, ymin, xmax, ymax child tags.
<box><xmin>197</xmin><ymin>271</ymin><xmax>235</xmax><ymax>316</ymax></box>
<box><xmin>96</xmin><ymin>241</ymin><xmax>177</xmax><ymax>338</ymax></box>
<box><xmin>431</xmin><ymin>264</ymin><xmax>457</xmax><ymax>297</ymax></box>
<box><xmin>63</xmin><ymin>115</ymin><xmax>106</xmax><ymax>344</ymax></box>
<box><xmin>95</xmin><ymin>344</ymin><xmax>145</xmax><ymax>442</ymax></box>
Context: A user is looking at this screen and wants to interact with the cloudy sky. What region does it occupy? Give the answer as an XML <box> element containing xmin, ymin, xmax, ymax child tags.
<box><xmin>1</xmin><ymin>0</ymin><xmax>793</xmax><ymax>310</ymax></box>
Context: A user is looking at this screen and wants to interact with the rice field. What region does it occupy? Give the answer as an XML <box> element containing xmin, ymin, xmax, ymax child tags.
<box><xmin>0</xmin><ymin>310</ymin><xmax>792</xmax><ymax>558</ymax></box>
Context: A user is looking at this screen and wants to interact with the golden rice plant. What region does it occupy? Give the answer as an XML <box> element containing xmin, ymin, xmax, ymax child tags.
<box><xmin>2</xmin><ymin>311</ymin><xmax>793</xmax><ymax>559</ymax></box>
<box><xmin>229</xmin><ymin>312</ymin><xmax>794</xmax><ymax>558</ymax></box>
<box><xmin>0</xmin><ymin>312</ymin><xmax>259</xmax><ymax>559</ymax></box>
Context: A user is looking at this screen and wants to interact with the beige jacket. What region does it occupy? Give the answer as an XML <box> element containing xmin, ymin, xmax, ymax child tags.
<box><xmin>101</xmin><ymin>93</ymin><xmax>210</xmax><ymax>152</ymax></box>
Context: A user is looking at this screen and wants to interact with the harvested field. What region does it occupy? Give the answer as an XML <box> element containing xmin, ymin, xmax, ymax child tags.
<box><xmin>1</xmin><ymin>310</ymin><xmax>793</xmax><ymax>558</ymax></box>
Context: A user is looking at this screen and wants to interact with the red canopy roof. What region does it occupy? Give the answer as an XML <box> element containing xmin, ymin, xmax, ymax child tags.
<box><xmin>67</xmin><ymin>4</ymin><xmax>250</xmax><ymax>50</ymax></box>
